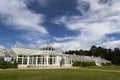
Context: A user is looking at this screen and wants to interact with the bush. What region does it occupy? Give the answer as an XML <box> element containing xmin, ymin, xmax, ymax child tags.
<box><xmin>0</xmin><ymin>60</ymin><xmax>18</xmax><ymax>69</ymax></box>
<box><xmin>72</xmin><ymin>61</ymin><xmax>80</xmax><ymax>66</ymax></box>
<box><xmin>72</xmin><ymin>61</ymin><xmax>96</xmax><ymax>67</ymax></box>
<box><xmin>13</xmin><ymin>59</ymin><xmax>18</xmax><ymax>68</ymax></box>
<box><xmin>101</xmin><ymin>62</ymin><xmax>112</xmax><ymax>66</ymax></box>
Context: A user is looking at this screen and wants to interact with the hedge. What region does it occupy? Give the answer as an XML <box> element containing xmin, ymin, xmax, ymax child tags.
<box><xmin>101</xmin><ymin>62</ymin><xmax>112</xmax><ymax>66</ymax></box>
<box><xmin>72</xmin><ymin>61</ymin><xmax>96</xmax><ymax>67</ymax></box>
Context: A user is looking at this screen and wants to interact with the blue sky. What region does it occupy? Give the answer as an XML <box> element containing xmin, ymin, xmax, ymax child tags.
<box><xmin>0</xmin><ymin>0</ymin><xmax>120</xmax><ymax>51</ymax></box>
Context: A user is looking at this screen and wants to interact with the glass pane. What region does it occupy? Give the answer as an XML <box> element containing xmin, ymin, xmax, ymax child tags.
<box><xmin>18</xmin><ymin>58</ymin><xmax>22</xmax><ymax>64</ymax></box>
<box><xmin>23</xmin><ymin>58</ymin><xmax>27</xmax><ymax>65</ymax></box>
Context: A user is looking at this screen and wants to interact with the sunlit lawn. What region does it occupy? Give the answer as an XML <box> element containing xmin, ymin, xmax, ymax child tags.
<box><xmin>83</xmin><ymin>66</ymin><xmax>120</xmax><ymax>71</ymax></box>
<box><xmin>0</xmin><ymin>66</ymin><xmax>120</xmax><ymax>80</ymax></box>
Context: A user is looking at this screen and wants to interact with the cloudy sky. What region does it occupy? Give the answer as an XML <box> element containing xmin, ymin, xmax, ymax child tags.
<box><xmin>0</xmin><ymin>0</ymin><xmax>120</xmax><ymax>50</ymax></box>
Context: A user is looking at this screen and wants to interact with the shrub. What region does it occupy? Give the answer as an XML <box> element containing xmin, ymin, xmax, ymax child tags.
<box><xmin>72</xmin><ymin>61</ymin><xmax>80</xmax><ymax>66</ymax></box>
<box><xmin>0</xmin><ymin>60</ymin><xmax>18</xmax><ymax>69</ymax></box>
<box><xmin>72</xmin><ymin>61</ymin><xmax>96</xmax><ymax>67</ymax></box>
<box><xmin>101</xmin><ymin>62</ymin><xmax>112</xmax><ymax>66</ymax></box>
<box><xmin>13</xmin><ymin>59</ymin><xmax>18</xmax><ymax>68</ymax></box>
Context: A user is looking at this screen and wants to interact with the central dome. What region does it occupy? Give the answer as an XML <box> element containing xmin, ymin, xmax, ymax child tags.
<box><xmin>40</xmin><ymin>44</ymin><xmax>55</xmax><ymax>51</ymax></box>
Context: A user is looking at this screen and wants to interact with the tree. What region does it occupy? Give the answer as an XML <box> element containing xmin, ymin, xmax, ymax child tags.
<box><xmin>65</xmin><ymin>45</ymin><xmax>120</xmax><ymax>65</ymax></box>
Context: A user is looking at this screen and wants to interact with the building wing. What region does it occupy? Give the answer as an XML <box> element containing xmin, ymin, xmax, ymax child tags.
<box><xmin>12</xmin><ymin>47</ymin><xmax>39</xmax><ymax>55</ymax></box>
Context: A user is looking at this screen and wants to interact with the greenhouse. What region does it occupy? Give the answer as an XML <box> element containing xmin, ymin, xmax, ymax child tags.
<box><xmin>12</xmin><ymin>44</ymin><xmax>72</xmax><ymax>68</ymax></box>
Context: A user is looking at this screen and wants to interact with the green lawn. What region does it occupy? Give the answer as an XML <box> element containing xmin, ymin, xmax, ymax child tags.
<box><xmin>0</xmin><ymin>67</ymin><xmax>120</xmax><ymax>80</ymax></box>
<box><xmin>82</xmin><ymin>66</ymin><xmax>120</xmax><ymax>71</ymax></box>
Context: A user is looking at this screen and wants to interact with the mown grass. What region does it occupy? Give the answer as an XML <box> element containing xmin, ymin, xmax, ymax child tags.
<box><xmin>0</xmin><ymin>67</ymin><xmax>120</xmax><ymax>80</ymax></box>
<box><xmin>82</xmin><ymin>66</ymin><xmax>120</xmax><ymax>71</ymax></box>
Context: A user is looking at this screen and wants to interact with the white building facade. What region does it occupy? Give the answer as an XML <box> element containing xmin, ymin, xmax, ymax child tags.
<box><xmin>12</xmin><ymin>45</ymin><xmax>72</xmax><ymax>68</ymax></box>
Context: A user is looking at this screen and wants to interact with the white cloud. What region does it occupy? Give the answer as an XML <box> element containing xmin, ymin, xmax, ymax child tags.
<box><xmin>0</xmin><ymin>45</ymin><xmax>5</xmax><ymax>49</ymax></box>
<box><xmin>0</xmin><ymin>0</ymin><xmax>49</xmax><ymax>48</ymax></box>
<box><xmin>53</xmin><ymin>36</ymin><xmax>75</xmax><ymax>42</ymax></box>
<box><xmin>52</xmin><ymin>0</ymin><xmax>120</xmax><ymax>50</ymax></box>
<box><xmin>0</xmin><ymin>0</ymin><xmax>48</xmax><ymax>34</ymax></box>
<box><xmin>14</xmin><ymin>41</ymin><xmax>25</xmax><ymax>47</ymax></box>
<box><xmin>52</xmin><ymin>41</ymin><xmax>90</xmax><ymax>51</ymax></box>
<box><xmin>101</xmin><ymin>40</ymin><xmax>120</xmax><ymax>49</ymax></box>
<box><xmin>14</xmin><ymin>41</ymin><xmax>37</xmax><ymax>48</ymax></box>
<box><xmin>14</xmin><ymin>39</ymin><xmax>50</xmax><ymax>48</ymax></box>
<box><xmin>1</xmin><ymin>0</ymin><xmax>120</xmax><ymax>51</ymax></box>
